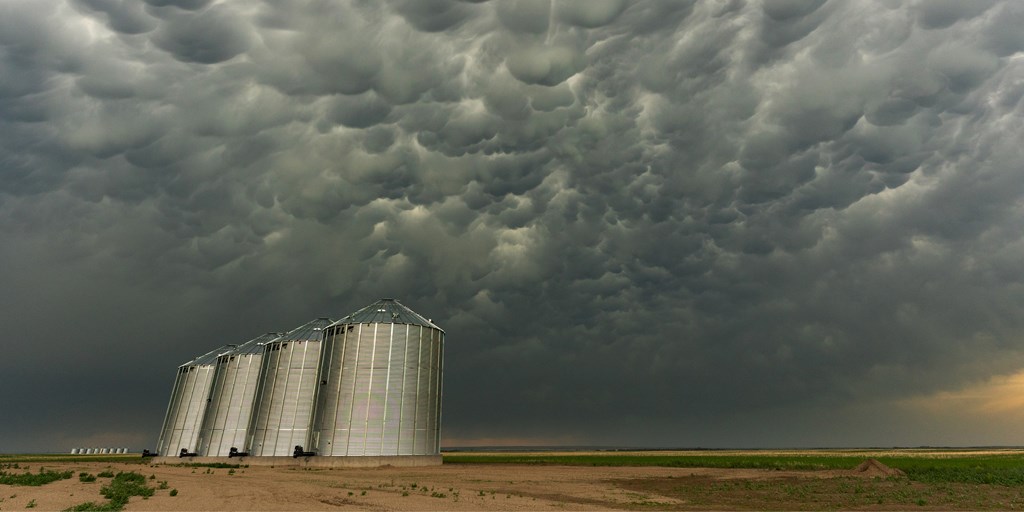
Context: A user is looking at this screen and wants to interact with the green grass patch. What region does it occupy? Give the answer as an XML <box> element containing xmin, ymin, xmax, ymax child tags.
<box><xmin>443</xmin><ymin>454</ymin><xmax>864</xmax><ymax>470</ymax></box>
<box><xmin>63</xmin><ymin>502</ymin><xmax>119</xmax><ymax>511</ymax></box>
<box><xmin>879</xmin><ymin>456</ymin><xmax>1024</xmax><ymax>486</ymax></box>
<box><xmin>0</xmin><ymin>455</ymin><xmax>144</xmax><ymax>465</ymax></box>
<box><xmin>0</xmin><ymin>468</ymin><xmax>74</xmax><ymax>486</ymax></box>
<box><xmin>444</xmin><ymin>453</ymin><xmax>1024</xmax><ymax>486</ymax></box>
<box><xmin>62</xmin><ymin>471</ymin><xmax>155</xmax><ymax>512</ymax></box>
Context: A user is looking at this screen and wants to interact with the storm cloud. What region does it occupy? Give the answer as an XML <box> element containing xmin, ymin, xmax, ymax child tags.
<box><xmin>2</xmin><ymin>0</ymin><xmax>1024</xmax><ymax>451</ymax></box>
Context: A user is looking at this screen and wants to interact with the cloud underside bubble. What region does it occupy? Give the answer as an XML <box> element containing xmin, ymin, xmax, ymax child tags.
<box><xmin>1</xmin><ymin>0</ymin><xmax>1024</xmax><ymax>449</ymax></box>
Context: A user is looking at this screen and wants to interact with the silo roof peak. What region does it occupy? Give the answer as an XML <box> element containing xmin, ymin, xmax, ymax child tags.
<box><xmin>280</xmin><ymin>317</ymin><xmax>335</xmax><ymax>342</ymax></box>
<box><xmin>231</xmin><ymin>332</ymin><xmax>282</xmax><ymax>355</ymax></box>
<box><xmin>180</xmin><ymin>343</ymin><xmax>236</xmax><ymax>367</ymax></box>
<box><xmin>331</xmin><ymin>298</ymin><xmax>442</xmax><ymax>331</ymax></box>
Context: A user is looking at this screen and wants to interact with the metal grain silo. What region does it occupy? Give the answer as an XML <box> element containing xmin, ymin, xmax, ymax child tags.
<box><xmin>310</xmin><ymin>298</ymin><xmax>444</xmax><ymax>457</ymax></box>
<box><xmin>196</xmin><ymin>332</ymin><xmax>282</xmax><ymax>456</ymax></box>
<box><xmin>247</xmin><ymin>318</ymin><xmax>333</xmax><ymax>456</ymax></box>
<box><xmin>155</xmin><ymin>344</ymin><xmax>235</xmax><ymax>456</ymax></box>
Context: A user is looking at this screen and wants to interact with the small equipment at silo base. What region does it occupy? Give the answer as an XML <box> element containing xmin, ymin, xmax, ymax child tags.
<box><xmin>228</xmin><ymin>447</ymin><xmax>249</xmax><ymax>458</ymax></box>
<box><xmin>141</xmin><ymin>449</ymin><xmax>157</xmax><ymax>458</ymax></box>
<box><xmin>293</xmin><ymin>445</ymin><xmax>316</xmax><ymax>458</ymax></box>
<box><xmin>179</xmin><ymin>448</ymin><xmax>198</xmax><ymax>457</ymax></box>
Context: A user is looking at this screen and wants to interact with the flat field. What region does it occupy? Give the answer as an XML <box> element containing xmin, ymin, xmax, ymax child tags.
<box><xmin>1</xmin><ymin>450</ymin><xmax>1023</xmax><ymax>510</ymax></box>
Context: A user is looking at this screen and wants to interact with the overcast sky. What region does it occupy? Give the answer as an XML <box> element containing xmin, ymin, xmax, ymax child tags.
<box><xmin>2</xmin><ymin>0</ymin><xmax>1024</xmax><ymax>453</ymax></box>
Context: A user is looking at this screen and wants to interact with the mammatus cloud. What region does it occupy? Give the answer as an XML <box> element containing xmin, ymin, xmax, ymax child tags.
<box><xmin>1</xmin><ymin>0</ymin><xmax>1023</xmax><ymax>451</ymax></box>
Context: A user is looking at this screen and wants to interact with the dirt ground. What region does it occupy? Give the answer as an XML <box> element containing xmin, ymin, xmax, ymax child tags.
<box><xmin>7</xmin><ymin>458</ymin><xmax>1017</xmax><ymax>511</ymax></box>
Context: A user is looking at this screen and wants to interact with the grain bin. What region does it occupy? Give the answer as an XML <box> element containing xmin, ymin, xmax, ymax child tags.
<box><xmin>196</xmin><ymin>332</ymin><xmax>282</xmax><ymax>456</ymax></box>
<box><xmin>155</xmin><ymin>344</ymin><xmax>235</xmax><ymax>456</ymax></box>
<box><xmin>247</xmin><ymin>318</ymin><xmax>333</xmax><ymax>456</ymax></box>
<box><xmin>310</xmin><ymin>299</ymin><xmax>444</xmax><ymax>457</ymax></box>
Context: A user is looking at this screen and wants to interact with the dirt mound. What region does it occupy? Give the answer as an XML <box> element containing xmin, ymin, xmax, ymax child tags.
<box><xmin>853</xmin><ymin>458</ymin><xmax>905</xmax><ymax>478</ymax></box>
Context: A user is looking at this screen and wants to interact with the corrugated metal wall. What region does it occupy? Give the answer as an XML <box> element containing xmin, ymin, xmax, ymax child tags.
<box><xmin>247</xmin><ymin>338</ymin><xmax>322</xmax><ymax>456</ymax></box>
<box><xmin>196</xmin><ymin>348</ymin><xmax>265</xmax><ymax>456</ymax></box>
<box><xmin>310</xmin><ymin>322</ymin><xmax>444</xmax><ymax>456</ymax></box>
<box><xmin>155</xmin><ymin>362</ymin><xmax>217</xmax><ymax>455</ymax></box>
<box><xmin>155</xmin><ymin>369</ymin><xmax>185</xmax><ymax>455</ymax></box>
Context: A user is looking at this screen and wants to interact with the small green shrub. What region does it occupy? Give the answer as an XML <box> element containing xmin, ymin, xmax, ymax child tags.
<box><xmin>0</xmin><ymin>469</ymin><xmax>73</xmax><ymax>486</ymax></box>
<box><xmin>98</xmin><ymin>472</ymin><xmax>154</xmax><ymax>509</ymax></box>
<box><xmin>62</xmin><ymin>501</ymin><xmax>121</xmax><ymax>511</ymax></box>
<box><xmin>97</xmin><ymin>471</ymin><xmax>114</xmax><ymax>479</ymax></box>
<box><xmin>79</xmin><ymin>473</ymin><xmax>97</xmax><ymax>483</ymax></box>
<box><xmin>169</xmin><ymin>489</ymin><xmax>177</xmax><ymax>497</ymax></box>
<box><xmin>26</xmin><ymin>499</ymin><xmax>37</xmax><ymax>508</ymax></box>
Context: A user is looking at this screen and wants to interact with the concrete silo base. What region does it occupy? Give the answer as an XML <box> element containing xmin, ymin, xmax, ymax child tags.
<box><xmin>150</xmin><ymin>455</ymin><xmax>442</xmax><ymax>468</ymax></box>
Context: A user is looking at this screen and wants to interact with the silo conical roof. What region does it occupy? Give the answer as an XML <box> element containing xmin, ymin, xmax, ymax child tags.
<box><xmin>231</xmin><ymin>332</ymin><xmax>282</xmax><ymax>355</ymax></box>
<box><xmin>279</xmin><ymin>317</ymin><xmax>334</xmax><ymax>342</ymax></box>
<box><xmin>181</xmin><ymin>344</ymin><xmax>236</xmax><ymax>367</ymax></box>
<box><xmin>331</xmin><ymin>298</ymin><xmax>443</xmax><ymax>331</ymax></box>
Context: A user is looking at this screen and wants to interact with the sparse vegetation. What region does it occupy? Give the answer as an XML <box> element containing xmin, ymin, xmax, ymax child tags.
<box><xmin>101</xmin><ymin>472</ymin><xmax>155</xmax><ymax>505</ymax></box>
<box><xmin>169</xmin><ymin>489</ymin><xmax>178</xmax><ymax>497</ymax></box>
<box><xmin>445</xmin><ymin>452</ymin><xmax>1024</xmax><ymax>485</ymax></box>
<box><xmin>0</xmin><ymin>468</ymin><xmax>73</xmax><ymax>486</ymax></box>
<box><xmin>96</xmin><ymin>471</ymin><xmax>114</xmax><ymax>479</ymax></box>
<box><xmin>0</xmin><ymin>455</ymin><xmax>140</xmax><ymax>465</ymax></box>
<box><xmin>78</xmin><ymin>473</ymin><xmax>97</xmax><ymax>483</ymax></box>
<box><xmin>63</xmin><ymin>471</ymin><xmax>155</xmax><ymax>512</ymax></box>
<box><xmin>25</xmin><ymin>499</ymin><xmax>36</xmax><ymax>509</ymax></box>
<box><xmin>615</xmin><ymin>474</ymin><xmax>1024</xmax><ymax>510</ymax></box>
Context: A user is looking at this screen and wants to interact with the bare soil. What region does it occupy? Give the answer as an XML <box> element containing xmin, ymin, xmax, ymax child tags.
<box><xmin>1</xmin><ymin>459</ymin><xmax>1021</xmax><ymax>510</ymax></box>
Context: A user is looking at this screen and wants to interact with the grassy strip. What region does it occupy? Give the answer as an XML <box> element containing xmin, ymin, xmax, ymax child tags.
<box><xmin>0</xmin><ymin>455</ymin><xmax>145</xmax><ymax>464</ymax></box>
<box><xmin>0</xmin><ymin>468</ymin><xmax>74</xmax><ymax>486</ymax></box>
<box><xmin>444</xmin><ymin>454</ymin><xmax>864</xmax><ymax>470</ymax></box>
<box><xmin>63</xmin><ymin>471</ymin><xmax>155</xmax><ymax>512</ymax></box>
<box><xmin>880</xmin><ymin>457</ymin><xmax>1024</xmax><ymax>486</ymax></box>
<box><xmin>444</xmin><ymin>453</ymin><xmax>1024</xmax><ymax>485</ymax></box>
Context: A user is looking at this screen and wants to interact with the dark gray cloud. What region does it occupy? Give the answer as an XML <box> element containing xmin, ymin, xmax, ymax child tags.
<box><xmin>150</xmin><ymin>5</ymin><xmax>251</xmax><ymax>64</ymax></box>
<box><xmin>2</xmin><ymin>0</ymin><xmax>1024</xmax><ymax>452</ymax></box>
